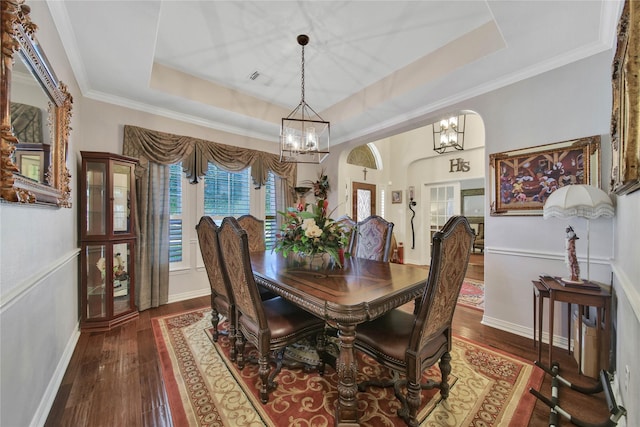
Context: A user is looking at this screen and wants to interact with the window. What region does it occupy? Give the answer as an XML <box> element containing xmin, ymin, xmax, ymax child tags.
<box><xmin>264</xmin><ymin>172</ymin><xmax>277</xmax><ymax>249</ymax></box>
<box><xmin>168</xmin><ymin>162</ymin><xmax>278</xmax><ymax>269</ymax></box>
<box><xmin>203</xmin><ymin>164</ymin><xmax>250</xmax><ymax>221</ymax></box>
<box><xmin>169</xmin><ymin>163</ymin><xmax>183</xmax><ymax>263</ymax></box>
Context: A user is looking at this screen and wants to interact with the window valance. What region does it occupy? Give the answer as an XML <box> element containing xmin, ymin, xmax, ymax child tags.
<box><xmin>122</xmin><ymin>124</ymin><xmax>297</xmax><ymax>188</ymax></box>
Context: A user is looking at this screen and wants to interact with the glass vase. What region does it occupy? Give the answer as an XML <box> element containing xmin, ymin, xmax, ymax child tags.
<box><xmin>286</xmin><ymin>252</ymin><xmax>334</xmax><ymax>270</ymax></box>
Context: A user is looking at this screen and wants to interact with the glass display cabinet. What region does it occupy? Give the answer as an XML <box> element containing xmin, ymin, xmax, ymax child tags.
<box><xmin>79</xmin><ymin>151</ymin><xmax>138</xmax><ymax>331</ymax></box>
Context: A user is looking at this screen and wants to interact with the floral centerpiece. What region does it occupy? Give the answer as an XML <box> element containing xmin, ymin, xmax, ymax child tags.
<box><xmin>274</xmin><ymin>198</ymin><xmax>350</xmax><ymax>268</ymax></box>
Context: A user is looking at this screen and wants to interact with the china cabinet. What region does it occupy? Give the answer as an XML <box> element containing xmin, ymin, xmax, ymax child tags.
<box><xmin>79</xmin><ymin>151</ymin><xmax>138</xmax><ymax>331</ymax></box>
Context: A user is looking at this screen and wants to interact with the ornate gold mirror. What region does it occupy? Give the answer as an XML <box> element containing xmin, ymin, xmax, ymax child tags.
<box><xmin>1</xmin><ymin>0</ymin><xmax>73</xmax><ymax>206</ymax></box>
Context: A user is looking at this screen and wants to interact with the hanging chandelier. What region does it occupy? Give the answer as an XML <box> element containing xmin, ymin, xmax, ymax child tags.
<box><xmin>280</xmin><ymin>34</ymin><xmax>330</xmax><ymax>164</ymax></box>
<box><xmin>433</xmin><ymin>114</ymin><xmax>465</xmax><ymax>154</ymax></box>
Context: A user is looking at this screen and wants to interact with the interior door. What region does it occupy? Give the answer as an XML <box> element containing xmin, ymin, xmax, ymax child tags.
<box><xmin>352</xmin><ymin>182</ymin><xmax>376</xmax><ymax>222</ymax></box>
<box><xmin>425</xmin><ymin>183</ymin><xmax>460</xmax><ymax>255</ymax></box>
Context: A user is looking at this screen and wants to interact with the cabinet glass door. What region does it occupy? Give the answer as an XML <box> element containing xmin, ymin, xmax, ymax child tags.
<box><xmin>85</xmin><ymin>244</ymin><xmax>107</xmax><ymax>319</ymax></box>
<box><xmin>112</xmin><ymin>164</ymin><xmax>131</xmax><ymax>234</ymax></box>
<box><xmin>113</xmin><ymin>242</ymin><xmax>131</xmax><ymax>315</ymax></box>
<box><xmin>86</xmin><ymin>162</ymin><xmax>106</xmax><ymax>235</ymax></box>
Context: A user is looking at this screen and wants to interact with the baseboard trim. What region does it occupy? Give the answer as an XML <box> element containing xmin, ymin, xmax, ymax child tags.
<box><xmin>167</xmin><ymin>288</ymin><xmax>210</xmax><ymax>305</ymax></box>
<box><xmin>31</xmin><ymin>323</ymin><xmax>80</xmax><ymax>427</ymax></box>
<box><xmin>482</xmin><ymin>313</ymin><xmax>570</xmax><ymax>351</ymax></box>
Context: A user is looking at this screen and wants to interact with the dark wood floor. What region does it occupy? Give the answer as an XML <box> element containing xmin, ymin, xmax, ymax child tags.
<box><xmin>46</xmin><ymin>255</ymin><xmax>610</xmax><ymax>426</ymax></box>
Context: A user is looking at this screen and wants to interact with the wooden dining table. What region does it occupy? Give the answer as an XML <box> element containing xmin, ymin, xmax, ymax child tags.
<box><xmin>250</xmin><ymin>251</ymin><xmax>427</xmax><ymax>426</ymax></box>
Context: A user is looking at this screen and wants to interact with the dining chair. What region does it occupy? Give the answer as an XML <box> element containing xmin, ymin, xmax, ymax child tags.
<box><xmin>217</xmin><ymin>216</ymin><xmax>327</xmax><ymax>404</ymax></box>
<box><xmin>334</xmin><ymin>214</ymin><xmax>356</xmax><ymax>254</ymax></box>
<box><xmin>237</xmin><ymin>214</ymin><xmax>266</xmax><ymax>252</ymax></box>
<box><xmin>195</xmin><ymin>216</ymin><xmax>237</xmax><ymax>362</ymax></box>
<box><xmin>352</xmin><ymin>215</ymin><xmax>394</xmax><ymax>262</ymax></box>
<box><xmin>237</xmin><ymin>214</ymin><xmax>278</xmax><ymax>300</ymax></box>
<box><xmin>354</xmin><ymin>215</ymin><xmax>474</xmax><ymax>427</ymax></box>
<box><xmin>473</xmin><ymin>222</ymin><xmax>484</xmax><ymax>253</ymax></box>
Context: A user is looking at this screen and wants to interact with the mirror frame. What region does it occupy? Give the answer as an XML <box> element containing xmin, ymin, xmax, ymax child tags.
<box><xmin>1</xmin><ymin>0</ymin><xmax>73</xmax><ymax>206</ymax></box>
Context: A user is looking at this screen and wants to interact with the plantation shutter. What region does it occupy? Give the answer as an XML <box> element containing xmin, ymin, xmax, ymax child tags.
<box><xmin>169</xmin><ymin>163</ymin><xmax>183</xmax><ymax>262</ymax></box>
<box><xmin>264</xmin><ymin>172</ymin><xmax>277</xmax><ymax>249</ymax></box>
<box><xmin>204</xmin><ymin>164</ymin><xmax>251</xmax><ymax>219</ymax></box>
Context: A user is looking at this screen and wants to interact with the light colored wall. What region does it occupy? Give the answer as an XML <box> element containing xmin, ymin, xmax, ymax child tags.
<box><xmin>1</xmin><ymin>3</ymin><xmax>638</xmax><ymax>427</ymax></box>
<box><xmin>0</xmin><ymin>3</ymin><xmax>81</xmax><ymax>426</ymax></box>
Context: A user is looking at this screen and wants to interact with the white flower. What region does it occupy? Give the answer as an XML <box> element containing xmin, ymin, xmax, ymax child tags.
<box><xmin>301</xmin><ymin>218</ymin><xmax>316</xmax><ymax>230</ymax></box>
<box><xmin>305</xmin><ymin>224</ymin><xmax>322</xmax><ymax>238</ymax></box>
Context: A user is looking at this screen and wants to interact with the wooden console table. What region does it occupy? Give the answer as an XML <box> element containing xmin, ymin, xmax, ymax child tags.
<box><xmin>535</xmin><ymin>276</ymin><xmax>611</xmax><ymax>374</ymax></box>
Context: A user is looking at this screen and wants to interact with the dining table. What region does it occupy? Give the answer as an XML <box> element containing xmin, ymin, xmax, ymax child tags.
<box><xmin>250</xmin><ymin>251</ymin><xmax>428</xmax><ymax>426</ymax></box>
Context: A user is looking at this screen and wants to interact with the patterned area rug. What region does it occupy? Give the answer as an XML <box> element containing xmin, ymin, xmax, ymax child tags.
<box><xmin>152</xmin><ymin>308</ymin><xmax>541</xmax><ymax>427</ymax></box>
<box><xmin>458</xmin><ymin>279</ymin><xmax>485</xmax><ymax>311</ymax></box>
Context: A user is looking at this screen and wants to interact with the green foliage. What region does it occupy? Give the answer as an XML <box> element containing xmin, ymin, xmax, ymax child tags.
<box><xmin>273</xmin><ymin>198</ymin><xmax>350</xmax><ymax>267</ymax></box>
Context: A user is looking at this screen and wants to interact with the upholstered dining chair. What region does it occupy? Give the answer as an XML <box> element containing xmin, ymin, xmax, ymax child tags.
<box><xmin>217</xmin><ymin>216</ymin><xmax>326</xmax><ymax>404</ymax></box>
<box><xmin>354</xmin><ymin>215</ymin><xmax>474</xmax><ymax>427</ymax></box>
<box><xmin>195</xmin><ymin>216</ymin><xmax>237</xmax><ymax>362</ymax></box>
<box><xmin>334</xmin><ymin>214</ymin><xmax>356</xmax><ymax>254</ymax></box>
<box><xmin>352</xmin><ymin>215</ymin><xmax>394</xmax><ymax>262</ymax></box>
<box><xmin>237</xmin><ymin>214</ymin><xmax>266</xmax><ymax>252</ymax></box>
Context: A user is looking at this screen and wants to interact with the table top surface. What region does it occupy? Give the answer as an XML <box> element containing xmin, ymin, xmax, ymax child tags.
<box><xmin>538</xmin><ymin>275</ymin><xmax>611</xmax><ymax>297</ymax></box>
<box><xmin>250</xmin><ymin>251</ymin><xmax>428</xmax><ymax>323</ymax></box>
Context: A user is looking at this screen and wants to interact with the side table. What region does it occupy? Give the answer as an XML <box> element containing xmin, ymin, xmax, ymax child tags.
<box><xmin>532</xmin><ymin>280</ymin><xmax>571</xmax><ymax>364</ymax></box>
<box><xmin>538</xmin><ymin>276</ymin><xmax>611</xmax><ymax>374</ymax></box>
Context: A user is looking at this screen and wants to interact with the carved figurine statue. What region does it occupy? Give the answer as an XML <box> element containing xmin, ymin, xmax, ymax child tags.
<box><xmin>565</xmin><ymin>225</ymin><xmax>581</xmax><ymax>283</ymax></box>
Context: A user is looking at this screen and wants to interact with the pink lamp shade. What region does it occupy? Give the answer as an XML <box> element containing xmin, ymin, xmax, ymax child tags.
<box><xmin>543</xmin><ymin>185</ymin><xmax>614</xmax><ymax>219</ymax></box>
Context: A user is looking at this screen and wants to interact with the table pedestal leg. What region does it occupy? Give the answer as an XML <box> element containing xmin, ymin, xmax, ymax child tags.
<box><xmin>335</xmin><ymin>323</ymin><xmax>359</xmax><ymax>426</ymax></box>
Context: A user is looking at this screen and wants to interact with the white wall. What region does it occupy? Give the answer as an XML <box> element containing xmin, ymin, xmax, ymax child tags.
<box><xmin>2</xmin><ymin>2</ymin><xmax>638</xmax><ymax>426</ymax></box>
<box><xmin>0</xmin><ymin>3</ymin><xmax>81</xmax><ymax>426</ymax></box>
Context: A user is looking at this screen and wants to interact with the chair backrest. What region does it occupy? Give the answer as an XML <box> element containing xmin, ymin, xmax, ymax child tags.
<box><xmin>476</xmin><ymin>222</ymin><xmax>484</xmax><ymax>239</ymax></box>
<box><xmin>352</xmin><ymin>215</ymin><xmax>394</xmax><ymax>262</ymax></box>
<box><xmin>196</xmin><ymin>216</ymin><xmax>232</xmax><ymax>301</ymax></box>
<box><xmin>217</xmin><ymin>217</ymin><xmax>268</xmax><ymax>330</ymax></box>
<box><xmin>410</xmin><ymin>215</ymin><xmax>474</xmax><ymax>353</ymax></box>
<box><xmin>237</xmin><ymin>214</ymin><xmax>266</xmax><ymax>252</ymax></box>
<box><xmin>334</xmin><ymin>215</ymin><xmax>356</xmax><ymax>254</ymax></box>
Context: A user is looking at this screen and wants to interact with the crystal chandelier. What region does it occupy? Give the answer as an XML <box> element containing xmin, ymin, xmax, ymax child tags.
<box><xmin>280</xmin><ymin>35</ymin><xmax>330</xmax><ymax>164</ymax></box>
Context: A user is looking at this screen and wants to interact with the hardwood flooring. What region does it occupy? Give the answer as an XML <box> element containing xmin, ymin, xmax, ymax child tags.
<box><xmin>46</xmin><ymin>255</ymin><xmax>610</xmax><ymax>426</ymax></box>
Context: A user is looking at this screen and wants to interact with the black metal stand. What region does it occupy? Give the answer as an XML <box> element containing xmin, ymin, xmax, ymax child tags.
<box><xmin>529</xmin><ymin>362</ymin><xmax>626</xmax><ymax>427</ymax></box>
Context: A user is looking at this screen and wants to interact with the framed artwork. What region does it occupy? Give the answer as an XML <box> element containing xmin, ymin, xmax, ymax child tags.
<box><xmin>461</xmin><ymin>188</ymin><xmax>484</xmax><ymax>223</ymax></box>
<box><xmin>489</xmin><ymin>136</ymin><xmax>601</xmax><ymax>216</ymax></box>
<box><xmin>391</xmin><ymin>190</ymin><xmax>402</xmax><ymax>204</ymax></box>
<box><xmin>610</xmin><ymin>0</ymin><xmax>640</xmax><ymax>195</ymax></box>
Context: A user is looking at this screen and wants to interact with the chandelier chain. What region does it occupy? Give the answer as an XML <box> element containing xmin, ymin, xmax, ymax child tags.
<box><xmin>300</xmin><ymin>43</ymin><xmax>305</xmax><ymax>103</ymax></box>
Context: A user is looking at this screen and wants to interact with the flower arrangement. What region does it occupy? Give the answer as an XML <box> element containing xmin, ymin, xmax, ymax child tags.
<box><xmin>273</xmin><ymin>198</ymin><xmax>350</xmax><ymax>268</ymax></box>
<box><xmin>300</xmin><ymin>169</ymin><xmax>330</xmax><ymax>200</ymax></box>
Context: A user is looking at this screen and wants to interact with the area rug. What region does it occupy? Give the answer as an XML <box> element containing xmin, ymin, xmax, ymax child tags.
<box><xmin>410</xmin><ymin>264</ymin><xmax>484</xmax><ymax>311</ymax></box>
<box><xmin>458</xmin><ymin>279</ymin><xmax>485</xmax><ymax>311</ymax></box>
<box><xmin>152</xmin><ymin>308</ymin><xmax>541</xmax><ymax>427</ymax></box>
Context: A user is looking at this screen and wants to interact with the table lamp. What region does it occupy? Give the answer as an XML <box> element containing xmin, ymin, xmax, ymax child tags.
<box><xmin>543</xmin><ymin>184</ymin><xmax>614</xmax><ymax>284</ymax></box>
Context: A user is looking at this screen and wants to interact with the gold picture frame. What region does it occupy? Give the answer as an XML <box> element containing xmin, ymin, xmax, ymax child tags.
<box><xmin>391</xmin><ymin>190</ymin><xmax>402</xmax><ymax>204</ymax></box>
<box><xmin>610</xmin><ymin>0</ymin><xmax>640</xmax><ymax>195</ymax></box>
<box><xmin>489</xmin><ymin>136</ymin><xmax>601</xmax><ymax>216</ymax></box>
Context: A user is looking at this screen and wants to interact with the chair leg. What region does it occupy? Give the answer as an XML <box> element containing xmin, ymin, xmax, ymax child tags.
<box><xmin>405</xmin><ymin>380</ymin><xmax>421</xmax><ymax>427</ymax></box>
<box><xmin>258</xmin><ymin>353</ymin><xmax>272</xmax><ymax>404</ymax></box>
<box><xmin>236</xmin><ymin>332</ymin><xmax>246</xmax><ymax>369</ymax></box>
<box><xmin>228</xmin><ymin>323</ymin><xmax>237</xmax><ymax>363</ymax></box>
<box><xmin>210</xmin><ymin>308</ymin><xmax>220</xmax><ymax>342</ymax></box>
<box><xmin>315</xmin><ymin>331</ymin><xmax>327</xmax><ymax>376</ymax></box>
<box><xmin>439</xmin><ymin>351</ymin><xmax>452</xmax><ymax>399</ymax></box>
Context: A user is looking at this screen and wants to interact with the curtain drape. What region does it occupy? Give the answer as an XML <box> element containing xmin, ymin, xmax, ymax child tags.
<box><xmin>123</xmin><ymin>124</ymin><xmax>297</xmax><ymax>310</ymax></box>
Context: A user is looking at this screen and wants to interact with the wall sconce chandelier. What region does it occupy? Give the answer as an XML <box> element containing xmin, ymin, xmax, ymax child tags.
<box><xmin>433</xmin><ymin>114</ymin><xmax>465</xmax><ymax>154</ymax></box>
<box><xmin>280</xmin><ymin>35</ymin><xmax>330</xmax><ymax>164</ymax></box>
